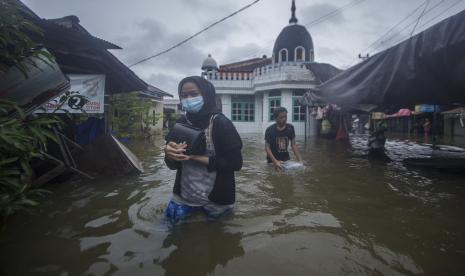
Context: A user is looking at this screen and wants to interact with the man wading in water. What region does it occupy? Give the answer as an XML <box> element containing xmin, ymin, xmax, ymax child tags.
<box><xmin>265</xmin><ymin>107</ymin><xmax>303</xmax><ymax>170</ymax></box>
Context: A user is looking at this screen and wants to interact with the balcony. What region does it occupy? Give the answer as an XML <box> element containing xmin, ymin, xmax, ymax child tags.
<box><xmin>206</xmin><ymin>62</ymin><xmax>317</xmax><ymax>92</ymax></box>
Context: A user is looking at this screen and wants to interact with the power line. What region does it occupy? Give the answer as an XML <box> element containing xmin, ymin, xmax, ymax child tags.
<box><xmin>370</xmin><ymin>0</ymin><xmax>447</xmax><ymax>53</ymax></box>
<box><xmin>304</xmin><ymin>0</ymin><xmax>367</xmax><ymax>28</ymax></box>
<box><xmin>228</xmin><ymin>0</ymin><xmax>369</xmax><ymax>62</ymax></box>
<box><xmin>417</xmin><ymin>0</ymin><xmax>464</xmax><ymax>29</ymax></box>
<box><xmin>378</xmin><ymin>0</ymin><xmax>463</xmax><ymax>50</ymax></box>
<box><xmin>348</xmin><ymin>0</ymin><xmax>445</xmax><ymax>67</ymax></box>
<box><xmin>361</xmin><ymin>1</ymin><xmax>428</xmax><ymax>55</ymax></box>
<box><xmin>128</xmin><ymin>0</ymin><xmax>260</xmax><ymax>68</ymax></box>
<box><xmin>410</xmin><ymin>0</ymin><xmax>430</xmax><ymax>37</ymax></box>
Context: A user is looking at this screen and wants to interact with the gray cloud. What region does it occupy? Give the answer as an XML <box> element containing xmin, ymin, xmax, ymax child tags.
<box><xmin>21</xmin><ymin>0</ymin><xmax>465</xmax><ymax>94</ymax></box>
<box><xmin>221</xmin><ymin>43</ymin><xmax>271</xmax><ymax>64</ymax></box>
<box><xmin>183</xmin><ymin>0</ymin><xmax>230</xmax><ymax>14</ymax></box>
<box><xmin>146</xmin><ymin>73</ymin><xmax>180</xmax><ymax>95</ymax></box>
<box><xmin>300</xmin><ymin>3</ymin><xmax>347</xmax><ymax>28</ymax></box>
<box><xmin>113</xmin><ymin>18</ymin><xmax>206</xmax><ymax>72</ymax></box>
<box><xmin>315</xmin><ymin>46</ymin><xmax>352</xmax><ymax>67</ymax></box>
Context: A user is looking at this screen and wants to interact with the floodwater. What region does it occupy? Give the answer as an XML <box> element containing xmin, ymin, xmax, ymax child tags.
<box><xmin>1</xmin><ymin>134</ymin><xmax>465</xmax><ymax>276</ymax></box>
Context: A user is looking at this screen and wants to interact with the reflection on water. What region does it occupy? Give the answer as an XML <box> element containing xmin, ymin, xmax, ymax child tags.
<box><xmin>160</xmin><ymin>222</ymin><xmax>244</xmax><ymax>276</ymax></box>
<box><xmin>1</xmin><ymin>134</ymin><xmax>465</xmax><ymax>275</ymax></box>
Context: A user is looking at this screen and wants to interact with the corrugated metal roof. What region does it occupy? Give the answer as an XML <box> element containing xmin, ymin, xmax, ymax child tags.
<box><xmin>141</xmin><ymin>85</ymin><xmax>173</xmax><ymax>98</ymax></box>
<box><xmin>441</xmin><ymin>107</ymin><xmax>465</xmax><ymax>115</ymax></box>
<box><xmin>45</xmin><ymin>15</ymin><xmax>122</xmax><ymax>49</ymax></box>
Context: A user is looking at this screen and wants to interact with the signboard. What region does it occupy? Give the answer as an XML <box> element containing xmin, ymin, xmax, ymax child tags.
<box><xmin>371</xmin><ymin>112</ymin><xmax>385</xmax><ymax>120</ymax></box>
<box><xmin>41</xmin><ymin>74</ymin><xmax>105</xmax><ymax>113</ymax></box>
<box><xmin>416</xmin><ymin>104</ymin><xmax>442</xmax><ymax>113</ymax></box>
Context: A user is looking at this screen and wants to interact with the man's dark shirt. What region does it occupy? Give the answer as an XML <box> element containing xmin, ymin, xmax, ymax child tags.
<box><xmin>265</xmin><ymin>123</ymin><xmax>295</xmax><ymax>163</ymax></box>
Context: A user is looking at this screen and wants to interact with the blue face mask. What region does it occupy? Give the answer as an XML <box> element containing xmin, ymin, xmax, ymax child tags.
<box><xmin>181</xmin><ymin>96</ymin><xmax>204</xmax><ymax>113</ymax></box>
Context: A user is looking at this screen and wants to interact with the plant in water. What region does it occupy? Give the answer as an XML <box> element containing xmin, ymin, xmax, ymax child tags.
<box><xmin>0</xmin><ymin>100</ymin><xmax>63</xmax><ymax>227</ymax></box>
<box><xmin>0</xmin><ymin>0</ymin><xmax>86</xmax><ymax>228</ymax></box>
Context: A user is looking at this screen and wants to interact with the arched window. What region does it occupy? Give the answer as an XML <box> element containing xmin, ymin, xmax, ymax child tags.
<box><xmin>309</xmin><ymin>49</ymin><xmax>315</xmax><ymax>62</ymax></box>
<box><xmin>279</xmin><ymin>49</ymin><xmax>288</xmax><ymax>63</ymax></box>
<box><xmin>295</xmin><ymin>47</ymin><xmax>305</xmax><ymax>61</ymax></box>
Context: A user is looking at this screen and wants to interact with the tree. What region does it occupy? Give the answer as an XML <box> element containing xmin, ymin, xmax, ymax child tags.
<box><xmin>109</xmin><ymin>92</ymin><xmax>162</xmax><ymax>139</ymax></box>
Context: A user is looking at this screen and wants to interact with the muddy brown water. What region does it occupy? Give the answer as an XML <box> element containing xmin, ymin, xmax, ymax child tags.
<box><xmin>1</xmin><ymin>134</ymin><xmax>465</xmax><ymax>276</ymax></box>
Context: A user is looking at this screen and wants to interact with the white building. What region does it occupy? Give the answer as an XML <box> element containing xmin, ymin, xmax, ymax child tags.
<box><xmin>139</xmin><ymin>85</ymin><xmax>173</xmax><ymax>133</ymax></box>
<box><xmin>200</xmin><ymin>0</ymin><xmax>340</xmax><ymax>135</ymax></box>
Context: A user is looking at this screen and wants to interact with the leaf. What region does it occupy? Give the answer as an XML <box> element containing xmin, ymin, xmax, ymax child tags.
<box><xmin>28</xmin><ymin>126</ymin><xmax>46</xmax><ymax>143</ymax></box>
<box><xmin>17</xmin><ymin>199</ymin><xmax>39</xmax><ymax>206</ymax></box>
<box><xmin>20</xmin><ymin>159</ymin><xmax>33</xmax><ymax>177</ymax></box>
<box><xmin>0</xmin><ymin>169</ymin><xmax>21</xmax><ymax>176</ymax></box>
<box><xmin>41</xmin><ymin>129</ymin><xmax>58</xmax><ymax>143</ymax></box>
<box><xmin>0</xmin><ymin>177</ymin><xmax>20</xmax><ymax>190</ymax></box>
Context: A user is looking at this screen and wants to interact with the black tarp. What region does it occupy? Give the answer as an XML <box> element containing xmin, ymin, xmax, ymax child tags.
<box><xmin>305</xmin><ymin>63</ymin><xmax>342</xmax><ymax>83</ymax></box>
<box><xmin>304</xmin><ymin>9</ymin><xmax>465</xmax><ymax>111</ymax></box>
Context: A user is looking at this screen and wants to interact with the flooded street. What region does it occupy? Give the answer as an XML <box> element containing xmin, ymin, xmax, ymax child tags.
<box><xmin>1</xmin><ymin>134</ymin><xmax>465</xmax><ymax>276</ymax></box>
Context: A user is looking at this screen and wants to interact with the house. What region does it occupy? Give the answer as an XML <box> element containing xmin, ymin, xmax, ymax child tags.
<box><xmin>6</xmin><ymin>0</ymin><xmax>173</xmax><ymax>179</ymax></box>
<box><xmin>200</xmin><ymin>0</ymin><xmax>340</xmax><ymax>135</ymax></box>
<box><xmin>139</xmin><ymin>85</ymin><xmax>173</xmax><ymax>133</ymax></box>
<box><xmin>442</xmin><ymin>107</ymin><xmax>465</xmax><ymax>137</ymax></box>
<box><xmin>163</xmin><ymin>98</ymin><xmax>181</xmax><ymax>129</ymax></box>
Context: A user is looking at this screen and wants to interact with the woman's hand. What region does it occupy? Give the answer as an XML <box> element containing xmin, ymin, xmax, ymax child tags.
<box><xmin>165</xmin><ymin>142</ymin><xmax>189</xmax><ymax>162</ymax></box>
<box><xmin>165</xmin><ymin>142</ymin><xmax>210</xmax><ymax>165</ymax></box>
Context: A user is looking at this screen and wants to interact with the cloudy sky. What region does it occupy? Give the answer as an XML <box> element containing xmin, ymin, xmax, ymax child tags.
<box><xmin>23</xmin><ymin>0</ymin><xmax>465</xmax><ymax>96</ymax></box>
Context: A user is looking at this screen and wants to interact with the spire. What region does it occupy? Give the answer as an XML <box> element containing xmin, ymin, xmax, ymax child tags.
<box><xmin>289</xmin><ymin>0</ymin><xmax>298</xmax><ymax>24</ymax></box>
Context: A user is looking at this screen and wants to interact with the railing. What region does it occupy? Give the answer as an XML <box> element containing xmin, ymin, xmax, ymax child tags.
<box><xmin>205</xmin><ymin>62</ymin><xmax>315</xmax><ymax>88</ymax></box>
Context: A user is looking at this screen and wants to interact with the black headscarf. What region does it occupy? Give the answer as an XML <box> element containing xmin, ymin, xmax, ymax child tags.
<box><xmin>178</xmin><ymin>76</ymin><xmax>220</xmax><ymax>129</ymax></box>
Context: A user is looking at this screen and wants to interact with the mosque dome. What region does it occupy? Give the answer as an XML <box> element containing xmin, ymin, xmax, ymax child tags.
<box><xmin>272</xmin><ymin>0</ymin><xmax>314</xmax><ymax>63</ymax></box>
<box><xmin>201</xmin><ymin>54</ymin><xmax>218</xmax><ymax>71</ymax></box>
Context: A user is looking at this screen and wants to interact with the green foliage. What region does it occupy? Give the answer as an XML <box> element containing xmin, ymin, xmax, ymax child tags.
<box><xmin>0</xmin><ymin>1</ymin><xmax>69</xmax><ymax>228</ymax></box>
<box><xmin>0</xmin><ymin>0</ymin><xmax>52</xmax><ymax>77</ymax></box>
<box><xmin>109</xmin><ymin>92</ymin><xmax>162</xmax><ymax>139</ymax></box>
<box><xmin>0</xmin><ymin>100</ymin><xmax>60</xmax><ymax>227</ymax></box>
<box><xmin>169</xmin><ymin>112</ymin><xmax>181</xmax><ymax>122</ymax></box>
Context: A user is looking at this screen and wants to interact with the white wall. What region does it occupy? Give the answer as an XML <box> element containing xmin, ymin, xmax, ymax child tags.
<box><xmin>216</xmin><ymin>87</ymin><xmax>313</xmax><ymax>136</ymax></box>
<box><xmin>261</xmin><ymin>90</ymin><xmax>307</xmax><ymax>135</ymax></box>
<box><xmin>221</xmin><ymin>94</ymin><xmax>264</xmax><ymax>134</ymax></box>
<box><xmin>145</xmin><ymin>101</ymin><xmax>164</xmax><ymax>133</ymax></box>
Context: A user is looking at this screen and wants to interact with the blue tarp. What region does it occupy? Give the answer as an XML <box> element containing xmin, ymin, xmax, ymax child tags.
<box><xmin>75</xmin><ymin>117</ymin><xmax>105</xmax><ymax>145</ymax></box>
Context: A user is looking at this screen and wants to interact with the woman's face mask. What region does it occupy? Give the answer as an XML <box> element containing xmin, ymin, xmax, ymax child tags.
<box><xmin>181</xmin><ymin>96</ymin><xmax>204</xmax><ymax>113</ymax></box>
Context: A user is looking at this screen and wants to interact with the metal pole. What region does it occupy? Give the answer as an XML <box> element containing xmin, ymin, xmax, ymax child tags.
<box><xmin>305</xmin><ymin>105</ymin><xmax>308</xmax><ymax>144</ymax></box>
<box><xmin>432</xmin><ymin>105</ymin><xmax>437</xmax><ymax>148</ymax></box>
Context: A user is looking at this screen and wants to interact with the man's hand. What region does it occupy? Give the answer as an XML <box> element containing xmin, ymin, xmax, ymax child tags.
<box><xmin>165</xmin><ymin>142</ymin><xmax>189</xmax><ymax>162</ymax></box>
<box><xmin>273</xmin><ymin>160</ymin><xmax>284</xmax><ymax>171</ymax></box>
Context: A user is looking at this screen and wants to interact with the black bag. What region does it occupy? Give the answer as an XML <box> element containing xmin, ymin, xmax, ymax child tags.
<box><xmin>165</xmin><ymin>122</ymin><xmax>206</xmax><ymax>156</ymax></box>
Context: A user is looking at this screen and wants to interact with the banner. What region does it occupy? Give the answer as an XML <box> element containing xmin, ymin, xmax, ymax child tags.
<box><xmin>417</xmin><ymin>105</ymin><xmax>442</xmax><ymax>113</ymax></box>
<box><xmin>41</xmin><ymin>74</ymin><xmax>105</xmax><ymax>113</ymax></box>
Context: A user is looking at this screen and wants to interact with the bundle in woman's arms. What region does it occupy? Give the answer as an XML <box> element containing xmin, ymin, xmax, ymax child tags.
<box><xmin>165</xmin><ymin>123</ymin><xmax>206</xmax><ymax>155</ymax></box>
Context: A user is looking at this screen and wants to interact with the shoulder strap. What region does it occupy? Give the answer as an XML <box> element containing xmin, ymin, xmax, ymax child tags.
<box><xmin>183</xmin><ymin>114</ymin><xmax>192</xmax><ymax>126</ymax></box>
<box><xmin>208</xmin><ymin>114</ymin><xmax>218</xmax><ymax>143</ymax></box>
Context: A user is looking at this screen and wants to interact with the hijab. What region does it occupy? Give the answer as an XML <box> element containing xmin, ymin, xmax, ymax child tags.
<box><xmin>178</xmin><ymin>76</ymin><xmax>219</xmax><ymax>129</ymax></box>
